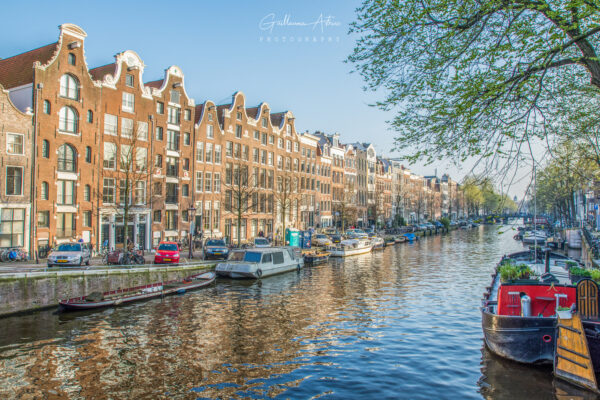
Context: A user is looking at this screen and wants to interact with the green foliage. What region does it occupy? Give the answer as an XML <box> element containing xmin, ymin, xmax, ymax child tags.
<box><xmin>439</xmin><ymin>217</ymin><xmax>450</xmax><ymax>229</ymax></box>
<box><xmin>566</xmin><ymin>260</ymin><xmax>578</xmax><ymax>268</ymax></box>
<box><xmin>590</xmin><ymin>269</ymin><xmax>600</xmax><ymax>282</ymax></box>
<box><xmin>534</xmin><ymin>141</ymin><xmax>597</xmax><ymax>224</ymax></box>
<box><xmin>499</xmin><ymin>263</ymin><xmax>536</xmax><ymax>282</ymax></box>
<box><xmin>348</xmin><ymin>0</ymin><xmax>600</xmax><ymax>165</ymax></box>
<box><xmin>570</xmin><ymin>266</ymin><xmax>591</xmax><ymax>277</ymax></box>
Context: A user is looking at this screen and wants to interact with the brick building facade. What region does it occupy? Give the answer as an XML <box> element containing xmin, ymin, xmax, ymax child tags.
<box><xmin>0</xmin><ymin>23</ymin><xmax>469</xmax><ymax>255</ymax></box>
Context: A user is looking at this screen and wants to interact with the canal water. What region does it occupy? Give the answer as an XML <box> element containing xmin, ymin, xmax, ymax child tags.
<box><xmin>0</xmin><ymin>225</ymin><xmax>594</xmax><ymax>399</ymax></box>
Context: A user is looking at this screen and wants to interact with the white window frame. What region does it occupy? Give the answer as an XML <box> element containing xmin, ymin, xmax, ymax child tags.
<box><xmin>104</xmin><ymin>114</ymin><xmax>118</xmax><ymax>136</ymax></box>
<box><xmin>122</xmin><ymin>92</ymin><xmax>135</xmax><ymax>113</ymax></box>
<box><xmin>59</xmin><ymin>74</ymin><xmax>79</xmax><ymax>100</ymax></box>
<box><xmin>121</xmin><ymin>118</ymin><xmax>133</xmax><ymax>138</ymax></box>
<box><xmin>103</xmin><ymin>142</ymin><xmax>117</xmax><ymax>169</ymax></box>
<box><xmin>59</xmin><ymin>106</ymin><xmax>79</xmax><ymax>134</ymax></box>
<box><xmin>5</xmin><ymin>166</ymin><xmax>23</xmax><ymax>196</ymax></box>
<box><xmin>6</xmin><ymin>133</ymin><xmax>24</xmax><ymax>155</ymax></box>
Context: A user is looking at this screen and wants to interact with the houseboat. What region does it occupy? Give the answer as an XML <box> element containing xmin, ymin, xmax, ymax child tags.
<box><xmin>481</xmin><ymin>250</ymin><xmax>576</xmax><ymax>364</ymax></box>
<box><xmin>215</xmin><ymin>247</ymin><xmax>304</xmax><ymax>279</ymax></box>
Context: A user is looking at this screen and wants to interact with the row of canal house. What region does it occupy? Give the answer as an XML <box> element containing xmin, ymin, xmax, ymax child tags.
<box><xmin>0</xmin><ymin>23</ymin><xmax>466</xmax><ymax>256</ymax></box>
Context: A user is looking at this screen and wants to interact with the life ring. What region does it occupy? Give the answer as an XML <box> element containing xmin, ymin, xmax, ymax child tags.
<box><xmin>256</xmin><ymin>268</ymin><xmax>263</xmax><ymax>278</ymax></box>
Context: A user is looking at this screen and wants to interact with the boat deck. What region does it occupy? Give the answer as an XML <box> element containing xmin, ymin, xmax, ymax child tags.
<box><xmin>489</xmin><ymin>259</ymin><xmax>571</xmax><ymax>303</ymax></box>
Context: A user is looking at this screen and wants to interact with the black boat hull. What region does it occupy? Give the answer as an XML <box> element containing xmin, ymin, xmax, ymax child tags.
<box><xmin>482</xmin><ymin>307</ymin><xmax>556</xmax><ymax>364</ymax></box>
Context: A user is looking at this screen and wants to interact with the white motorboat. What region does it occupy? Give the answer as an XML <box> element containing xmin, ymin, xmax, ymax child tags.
<box><xmin>328</xmin><ymin>239</ymin><xmax>373</xmax><ymax>257</ymax></box>
<box><xmin>215</xmin><ymin>247</ymin><xmax>304</xmax><ymax>279</ymax></box>
<box><xmin>370</xmin><ymin>236</ymin><xmax>385</xmax><ymax>250</ymax></box>
<box><xmin>522</xmin><ymin>230</ymin><xmax>547</xmax><ymax>244</ymax></box>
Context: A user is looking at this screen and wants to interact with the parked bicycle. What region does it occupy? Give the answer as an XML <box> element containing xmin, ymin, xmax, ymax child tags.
<box><xmin>105</xmin><ymin>248</ymin><xmax>145</xmax><ymax>265</ymax></box>
<box><xmin>0</xmin><ymin>247</ymin><xmax>28</xmax><ymax>262</ymax></box>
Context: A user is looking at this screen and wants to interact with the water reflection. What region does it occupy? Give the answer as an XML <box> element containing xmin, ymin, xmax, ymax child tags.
<box><xmin>0</xmin><ymin>225</ymin><xmax>597</xmax><ymax>399</ymax></box>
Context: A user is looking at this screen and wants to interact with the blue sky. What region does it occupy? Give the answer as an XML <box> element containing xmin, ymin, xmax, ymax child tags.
<box><xmin>1</xmin><ymin>0</ymin><xmax>515</xmax><ymax>194</ymax></box>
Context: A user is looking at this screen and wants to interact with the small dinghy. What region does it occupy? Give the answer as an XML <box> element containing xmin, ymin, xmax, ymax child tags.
<box><xmin>394</xmin><ymin>236</ymin><xmax>406</xmax><ymax>243</ymax></box>
<box><xmin>303</xmin><ymin>251</ymin><xmax>330</xmax><ymax>265</ymax></box>
<box><xmin>59</xmin><ymin>271</ymin><xmax>216</xmax><ymax>311</ymax></box>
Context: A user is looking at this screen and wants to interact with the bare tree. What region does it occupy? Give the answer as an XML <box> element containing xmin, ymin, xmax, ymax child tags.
<box><xmin>222</xmin><ymin>161</ymin><xmax>259</xmax><ymax>247</ymax></box>
<box><xmin>333</xmin><ymin>181</ymin><xmax>358</xmax><ymax>232</ymax></box>
<box><xmin>273</xmin><ymin>169</ymin><xmax>302</xmax><ymax>243</ymax></box>
<box><xmin>99</xmin><ymin>120</ymin><xmax>151</xmax><ymax>249</ymax></box>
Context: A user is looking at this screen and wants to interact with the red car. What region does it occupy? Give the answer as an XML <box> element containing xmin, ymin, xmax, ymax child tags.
<box><xmin>154</xmin><ymin>241</ymin><xmax>180</xmax><ymax>264</ymax></box>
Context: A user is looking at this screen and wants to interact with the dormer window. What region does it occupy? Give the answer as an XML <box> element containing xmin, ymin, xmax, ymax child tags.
<box><xmin>68</xmin><ymin>53</ymin><xmax>76</xmax><ymax>66</ymax></box>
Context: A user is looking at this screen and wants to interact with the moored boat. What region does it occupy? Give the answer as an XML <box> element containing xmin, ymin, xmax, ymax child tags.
<box><xmin>481</xmin><ymin>250</ymin><xmax>577</xmax><ymax>364</ymax></box>
<box><xmin>394</xmin><ymin>235</ymin><xmax>406</xmax><ymax>243</ymax></box>
<box><xmin>403</xmin><ymin>233</ymin><xmax>416</xmax><ymax>242</ymax></box>
<box><xmin>216</xmin><ymin>247</ymin><xmax>303</xmax><ymax>279</ymax></box>
<box><xmin>522</xmin><ymin>230</ymin><xmax>547</xmax><ymax>245</ymax></box>
<box><xmin>59</xmin><ymin>271</ymin><xmax>216</xmax><ymax>311</ymax></box>
<box><xmin>303</xmin><ymin>251</ymin><xmax>330</xmax><ymax>265</ymax></box>
<box><xmin>328</xmin><ymin>239</ymin><xmax>373</xmax><ymax>257</ymax></box>
<box><xmin>371</xmin><ymin>237</ymin><xmax>385</xmax><ymax>250</ymax></box>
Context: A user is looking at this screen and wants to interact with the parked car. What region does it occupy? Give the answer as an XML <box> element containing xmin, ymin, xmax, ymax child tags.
<box><xmin>434</xmin><ymin>221</ymin><xmax>444</xmax><ymax>228</ymax></box>
<box><xmin>203</xmin><ymin>239</ymin><xmax>229</xmax><ymax>260</ymax></box>
<box><xmin>47</xmin><ymin>242</ymin><xmax>91</xmax><ymax>267</ymax></box>
<box><xmin>313</xmin><ymin>234</ymin><xmax>332</xmax><ymax>246</ymax></box>
<box><xmin>154</xmin><ymin>241</ymin><xmax>180</xmax><ymax>264</ymax></box>
<box><xmin>253</xmin><ymin>237</ymin><xmax>271</xmax><ymax>248</ymax></box>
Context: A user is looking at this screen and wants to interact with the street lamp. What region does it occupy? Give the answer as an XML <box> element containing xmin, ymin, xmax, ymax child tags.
<box><xmin>188</xmin><ymin>206</ymin><xmax>196</xmax><ymax>259</ymax></box>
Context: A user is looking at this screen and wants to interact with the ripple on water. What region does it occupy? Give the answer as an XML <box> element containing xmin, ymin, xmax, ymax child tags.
<box><xmin>1</xmin><ymin>226</ymin><xmax>591</xmax><ymax>399</ymax></box>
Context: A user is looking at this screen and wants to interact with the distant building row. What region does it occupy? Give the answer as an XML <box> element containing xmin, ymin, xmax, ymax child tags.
<box><xmin>0</xmin><ymin>24</ymin><xmax>466</xmax><ymax>254</ymax></box>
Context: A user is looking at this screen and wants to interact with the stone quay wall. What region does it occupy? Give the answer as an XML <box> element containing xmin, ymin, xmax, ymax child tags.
<box><xmin>0</xmin><ymin>263</ymin><xmax>214</xmax><ymax>317</ymax></box>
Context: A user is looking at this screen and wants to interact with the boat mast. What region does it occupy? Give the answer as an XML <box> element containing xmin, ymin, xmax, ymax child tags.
<box><xmin>533</xmin><ymin>165</ymin><xmax>537</xmax><ymax>255</ymax></box>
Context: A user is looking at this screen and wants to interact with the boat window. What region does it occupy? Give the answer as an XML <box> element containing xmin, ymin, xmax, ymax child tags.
<box><xmin>245</xmin><ymin>252</ymin><xmax>262</xmax><ymax>262</ymax></box>
<box><xmin>262</xmin><ymin>253</ymin><xmax>272</xmax><ymax>263</ymax></box>
<box><xmin>272</xmin><ymin>252</ymin><xmax>284</xmax><ymax>264</ymax></box>
<box><xmin>228</xmin><ymin>251</ymin><xmax>244</xmax><ymax>261</ymax></box>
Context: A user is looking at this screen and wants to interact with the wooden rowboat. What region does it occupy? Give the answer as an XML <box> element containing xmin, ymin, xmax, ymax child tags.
<box><xmin>59</xmin><ymin>271</ymin><xmax>216</xmax><ymax>311</ymax></box>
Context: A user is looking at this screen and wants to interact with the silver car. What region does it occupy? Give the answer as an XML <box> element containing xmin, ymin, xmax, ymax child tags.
<box><xmin>47</xmin><ymin>243</ymin><xmax>91</xmax><ymax>267</ymax></box>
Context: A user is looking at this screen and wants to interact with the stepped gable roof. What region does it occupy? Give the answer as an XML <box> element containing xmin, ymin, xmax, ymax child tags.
<box><xmin>0</xmin><ymin>42</ymin><xmax>59</xmax><ymax>89</ymax></box>
<box><xmin>194</xmin><ymin>104</ymin><xmax>204</xmax><ymax>123</ymax></box>
<box><xmin>89</xmin><ymin>63</ymin><xmax>116</xmax><ymax>80</ymax></box>
<box><xmin>145</xmin><ymin>79</ymin><xmax>163</xmax><ymax>89</ymax></box>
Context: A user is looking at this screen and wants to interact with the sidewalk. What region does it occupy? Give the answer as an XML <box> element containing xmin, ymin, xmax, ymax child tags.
<box><xmin>0</xmin><ymin>249</ymin><xmax>208</xmax><ymax>273</ymax></box>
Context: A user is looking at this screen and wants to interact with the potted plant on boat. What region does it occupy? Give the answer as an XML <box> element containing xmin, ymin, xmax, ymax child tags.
<box><xmin>569</xmin><ymin>266</ymin><xmax>591</xmax><ymax>284</ymax></box>
<box><xmin>499</xmin><ymin>263</ymin><xmax>538</xmax><ymax>284</ymax></box>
